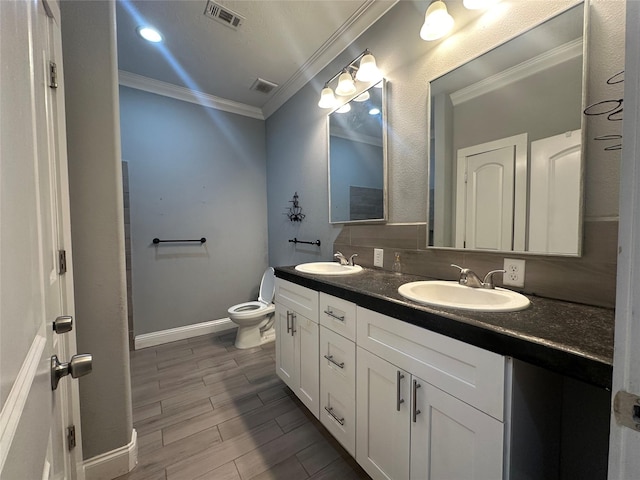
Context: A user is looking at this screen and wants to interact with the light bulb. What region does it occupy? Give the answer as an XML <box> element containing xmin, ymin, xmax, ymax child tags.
<box><xmin>137</xmin><ymin>26</ymin><xmax>163</xmax><ymax>43</ymax></box>
<box><xmin>318</xmin><ymin>86</ymin><xmax>337</xmax><ymax>108</ymax></box>
<box><xmin>420</xmin><ymin>1</ymin><xmax>454</xmax><ymax>41</ymax></box>
<box><xmin>335</xmin><ymin>71</ymin><xmax>356</xmax><ymax>96</ymax></box>
<box><xmin>337</xmin><ymin>103</ymin><xmax>351</xmax><ymax>113</ymax></box>
<box><xmin>356</xmin><ymin>53</ymin><xmax>380</xmax><ymax>82</ymax></box>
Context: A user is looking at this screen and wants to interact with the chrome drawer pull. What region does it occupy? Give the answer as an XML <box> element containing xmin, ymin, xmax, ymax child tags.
<box><xmin>286</xmin><ymin>311</ymin><xmax>292</xmax><ymax>334</ymax></box>
<box><xmin>324</xmin><ymin>406</ymin><xmax>345</xmax><ymax>426</ymax></box>
<box><xmin>323</xmin><ymin>309</ymin><xmax>345</xmax><ymax>322</ymax></box>
<box><xmin>323</xmin><ymin>354</ymin><xmax>345</xmax><ymax>369</ymax></box>
<box><xmin>412</xmin><ymin>379</ymin><xmax>422</xmax><ymax>422</ymax></box>
<box><xmin>291</xmin><ymin>313</ymin><xmax>296</xmax><ymax>335</ymax></box>
<box><xmin>397</xmin><ymin>371</ymin><xmax>405</xmax><ymax>411</ymax></box>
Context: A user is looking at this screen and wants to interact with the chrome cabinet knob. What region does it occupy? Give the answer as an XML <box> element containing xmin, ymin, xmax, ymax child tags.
<box><xmin>51</xmin><ymin>354</ymin><xmax>93</xmax><ymax>390</ymax></box>
<box><xmin>53</xmin><ymin>315</ymin><xmax>73</xmax><ymax>334</ymax></box>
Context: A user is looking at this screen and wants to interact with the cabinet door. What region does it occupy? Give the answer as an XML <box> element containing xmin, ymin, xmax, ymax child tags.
<box><xmin>293</xmin><ymin>311</ymin><xmax>320</xmax><ymax>418</ymax></box>
<box><xmin>275</xmin><ymin>303</ymin><xmax>296</xmax><ymax>390</ymax></box>
<box><xmin>410</xmin><ymin>378</ymin><xmax>503</xmax><ymax>480</ymax></box>
<box><xmin>320</xmin><ymin>326</ymin><xmax>356</xmax><ymax>456</ymax></box>
<box><xmin>357</xmin><ymin>347</ymin><xmax>410</xmax><ymax>480</ymax></box>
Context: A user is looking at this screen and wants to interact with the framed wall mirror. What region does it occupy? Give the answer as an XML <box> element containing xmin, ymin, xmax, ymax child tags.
<box><xmin>428</xmin><ymin>3</ymin><xmax>586</xmax><ymax>256</ymax></box>
<box><xmin>328</xmin><ymin>80</ymin><xmax>387</xmax><ymax>224</ymax></box>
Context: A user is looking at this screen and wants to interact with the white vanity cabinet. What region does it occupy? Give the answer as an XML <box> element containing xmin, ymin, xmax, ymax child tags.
<box><xmin>319</xmin><ymin>293</ymin><xmax>357</xmax><ymax>455</ymax></box>
<box><xmin>356</xmin><ymin>307</ymin><xmax>505</xmax><ymax>480</ymax></box>
<box><xmin>274</xmin><ymin>279</ymin><xmax>320</xmax><ymax>417</ymax></box>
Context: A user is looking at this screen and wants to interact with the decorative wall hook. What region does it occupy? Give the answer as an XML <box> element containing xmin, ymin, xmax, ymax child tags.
<box><xmin>286</xmin><ymin>192</ymin><xmax>306</xmax><ymax>222</ymax></box>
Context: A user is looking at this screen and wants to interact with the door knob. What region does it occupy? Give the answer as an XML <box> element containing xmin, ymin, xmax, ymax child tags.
<box><xmin>51</xmin><ymin>354</ymin><xmax>93</xmax><ymax>390</ymax></box>
<box><xmin>53</xmin><ymin>315</ymin><xmax>73</xmax><ymax>334</ymax></box>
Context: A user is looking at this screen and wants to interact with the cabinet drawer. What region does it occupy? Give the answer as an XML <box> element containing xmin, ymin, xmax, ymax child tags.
<box><xmin>320</xmin><ymin>326</ymin><xmax>356</xmax><ymax>456</ymax></box>
<box><xmin>275</xmin><ymin>279</ymin><xmax>319</xmax><ymax>323</ymax></box>
<box><xmin>357</xmin><ymin>307</ymin><xmax>505</xmax><ymax>421</ymax></box>
<box><xmin>319</xmin><ymin>293</ymin><xmax>357</xmax><ymax>341</ymax></box>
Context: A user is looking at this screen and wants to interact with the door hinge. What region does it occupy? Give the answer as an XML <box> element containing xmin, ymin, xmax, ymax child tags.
<box><xmin>67</xmin><ymin>425</ymin><xmax>76</xmax><ymax>451</ymax></box>
<box><xmin>49</xmin><ymin>61</ymin><xmax>58</xmax><ymax>89</ymax></box>
<box><xmin>58</xmin><ymin>249</ymin><xmax>67</xmax><ymax>274</ymax></box>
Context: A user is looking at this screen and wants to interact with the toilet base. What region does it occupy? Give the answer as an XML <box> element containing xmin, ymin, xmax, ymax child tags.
<box><xmin>234</xmin><ymin>325</ymin><xmax>275</xmax><ymax>349</ymax></box>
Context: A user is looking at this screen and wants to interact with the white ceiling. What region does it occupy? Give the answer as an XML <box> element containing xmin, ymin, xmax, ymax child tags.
<box><xmin>116</xmin><ymin>0</ymin><xmax>398</xmax><ymax>119</ymax></box>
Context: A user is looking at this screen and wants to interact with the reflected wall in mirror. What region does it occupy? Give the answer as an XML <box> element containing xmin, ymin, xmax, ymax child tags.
<box><xmin>429</xmin><ymin>3</ymin><xmax>585</xmax><ymax>256</ymax></box>
<box><xmin>329</xmin><ymin>80</ymin><xmax>386</xmax><ymax>223</ymax></box>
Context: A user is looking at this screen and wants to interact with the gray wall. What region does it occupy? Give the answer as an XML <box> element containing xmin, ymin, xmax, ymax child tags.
<box><xmin>61</xmin><ymin>0</ymin><xmax>133</xmax><ymax>460</ymax></box>
<box><xmin>119</xmin><ymin>87</ymin><xmax>269</xmax><ymax>336</ymax></box>
<box><xmin>266</xmin><ymin>0</ymin><xmax>625</xmax><ymax>308</ymax></box>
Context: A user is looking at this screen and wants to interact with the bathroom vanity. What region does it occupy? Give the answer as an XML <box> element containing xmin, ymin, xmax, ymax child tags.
<box><xmin>274</xmin><ymin>266</ymin><xmax>613</xmax><ymax>480</ymax></box>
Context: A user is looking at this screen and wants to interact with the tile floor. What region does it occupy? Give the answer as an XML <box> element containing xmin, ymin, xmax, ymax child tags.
<box><xmin>116</xmin><ymin>332</ymin><xmax>370</xmax><ymax>480</ymax></box>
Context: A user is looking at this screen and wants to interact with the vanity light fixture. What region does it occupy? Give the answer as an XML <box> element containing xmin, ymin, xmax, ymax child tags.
<box><xmin>336</xmin><ymin>103</ymin><xmax>351</xmax><ymax>113</ymax></box>
<box><xmin>137</xmin><ymin>26</ymin><xmax>163</xmax><ymax>43</ymax></box>
<box><xmin>353</xmin><ymin>91</ymin><xmax>370</xmax><ymax>102</ymax></box>
<box><xmin>420</xmin><ymin>0</ymin><xmax>454</xmax><ymax>41</ymax></box>
<box><xmin>317</xmin><ymin>49</ymin><xmax>381</xmax><ymax>109</ymax></box>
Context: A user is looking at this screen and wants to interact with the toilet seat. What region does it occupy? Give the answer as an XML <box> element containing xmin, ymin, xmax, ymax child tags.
<box><xmin>228</xmin><ymin>267</ymin><xmax>276</xmax><ymax>320</ymax></box>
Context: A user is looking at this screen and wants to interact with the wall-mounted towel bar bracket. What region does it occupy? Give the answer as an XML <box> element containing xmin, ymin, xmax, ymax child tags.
<box><xmin>289</xmin><ymin>238</ymin><xmax>321</xmax><ymax>246</ymax></box>
<box><xmin>153</xmin><ymin>237</ymin><xmax>206</xmax><ymax>244</ymax></box>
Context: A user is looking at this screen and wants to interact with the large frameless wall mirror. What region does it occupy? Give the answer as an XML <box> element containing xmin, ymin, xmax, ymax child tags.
<box><xmin>329</xmin><ymin>80</ymin><xmax>387</xmax><ymax>224</ymax></box>
<box><xmin>428</xmin><ymin>3</ymin><xmax>586</xmax><ymax>256</ymax></box>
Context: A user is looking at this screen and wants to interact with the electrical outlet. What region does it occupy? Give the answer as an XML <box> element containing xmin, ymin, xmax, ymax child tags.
<box><xmin>503</xmin><ymin>258</ymin><xmax>526</xmax><ymax>287</ymax></box>
<box><xmin>373</xmin><ymin>248</ymin><xmax>384</xmax><ymax>268</ymax></box>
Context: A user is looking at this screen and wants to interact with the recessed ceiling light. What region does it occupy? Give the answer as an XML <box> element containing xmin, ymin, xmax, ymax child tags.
<box><xmin>137</xmin><ymin>26</ymin><xmax>163</xmax><ymax>43</ymax></box>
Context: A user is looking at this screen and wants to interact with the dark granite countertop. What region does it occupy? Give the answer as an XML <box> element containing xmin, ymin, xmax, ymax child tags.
<box><xmin>274</xmin><ymin>266</ymin><xmax>615</xmax><ymax>390</ymax></box>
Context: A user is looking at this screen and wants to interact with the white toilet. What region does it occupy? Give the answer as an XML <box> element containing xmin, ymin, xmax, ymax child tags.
<box><xmin>227</xmin><ymin>267</ymin><xmax>276</xmax><ymax>349</ymax></box>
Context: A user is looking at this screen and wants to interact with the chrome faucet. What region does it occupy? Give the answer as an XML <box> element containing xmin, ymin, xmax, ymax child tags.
<box><xmin>334</xmin><ymin>251</ymin><xmax>358</xmax><ymax>266</ymax></box>
<box><xmin>334</xmin><ymin>251</ymin><xmax>349</xmax><ymax>265</ymax></box>
<box><xmin>451</xmin><ymin>264</ymin><xmax>506</xmax><ymax>289</ymax></box>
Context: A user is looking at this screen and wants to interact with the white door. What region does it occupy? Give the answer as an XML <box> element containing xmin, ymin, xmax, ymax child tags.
<box><xmin>410</xmin><ymin>378</ymin><xmax>503</xmax><ymax>480</ymax></box>
<box><xmin>456</xmin><ymin>134</ymin><xmax>527</xmax><ymax>251</ymax></box>
<box><xmin>609</xmin><ymin>1</ymin><xmax>640</xmax><ymax>477</ymax></box>
<box><xmin>356</xmin><ymin>348</ymin><xmax>410</xmax><ymax>480</ymax></box>
<box><xmin>0</xmin><ymin>1</ymin><xmax>85</xmax><ymax>479</ymax></box>
<box><xmin>528</xmin><ymin>129</ymin><xmax>582</xmax><ymax>255</ymax></box>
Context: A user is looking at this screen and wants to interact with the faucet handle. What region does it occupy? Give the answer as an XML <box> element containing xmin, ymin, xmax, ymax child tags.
<box><xmin>451</xmin><ymin>264</ymin><xmax>465</xmax><ymax>273</ymax></box>
<box><xmin>482</xmin><ymin>269</ymin><xmax>506</xmax><ymax>289</ymax></box>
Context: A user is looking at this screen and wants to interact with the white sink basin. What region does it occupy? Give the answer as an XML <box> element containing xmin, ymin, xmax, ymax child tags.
<box><xmin>398</xmin><ymin>280</ymin><xmax>530</xmax><ymax>312</ymax></box>
<box><xmin>295</xmin><ymin>262</ymin><xmax>363</xmax><ymax>276</ymax></box>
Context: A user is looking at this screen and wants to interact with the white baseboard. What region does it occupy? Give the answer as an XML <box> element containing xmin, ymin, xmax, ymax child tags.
<box><xmin>83</xmin><ymin>429</ymin><xmax>137</xmax><ymax>480</ymax></box>
<box><xmin>134</xmin><ymin>318</ymin><xmax>236</xmax><ymax>350</ymax></box>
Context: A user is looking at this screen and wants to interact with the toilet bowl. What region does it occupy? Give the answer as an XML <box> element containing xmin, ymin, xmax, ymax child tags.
<box><xmin>228</xmin><ymin>267</ymin><xmax>276</xmax><ymax>349</ymax></box>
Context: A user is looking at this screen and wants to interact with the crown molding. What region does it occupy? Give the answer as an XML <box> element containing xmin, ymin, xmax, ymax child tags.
<box><xmin>118</xmin><ymin>71</ymin><xmax>265</xmax><ymax>120</ymax></box>
<box><xmin>450</xmin><ymin>38</ymin><xmax>583</xmax><ymax>106</ymax></box>
<box><xmin>261</xmin><ymin>0</ymin><xmax>398</xmax><ymax>118</ymax></box>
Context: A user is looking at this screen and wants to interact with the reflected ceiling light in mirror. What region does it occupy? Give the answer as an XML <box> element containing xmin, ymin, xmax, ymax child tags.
<box><xmin>317</xmin><ymin>49</ymin><xmax>381</xmax><ymax>108</ymax></box>
<box><xmin>369</xmin><ymin>107</ymin><xmax>381</xmax><ymax>115</ymax></box>
<box><xmin>420</xmin><ymin>1</ymin><xmax>454</xmax><ymax>41</ymax></box>
<box><xmin>137</xmin><ymin>26</ymin><xmax>163</xmax><ymax>43</ymax></box>
<box><xmin>353</xmin><ymin>91</ymin><xmax>370</xmax><ymax>102</ymax></box>
<box><xmin>463</xmin><ymin>0</ymin><xmax>498</xmax><ymax>9</ymax></box>
<box><xmin>336</xmin><ymin>103</ymin><xmax>351</xmax><ymax>113</ymax></box>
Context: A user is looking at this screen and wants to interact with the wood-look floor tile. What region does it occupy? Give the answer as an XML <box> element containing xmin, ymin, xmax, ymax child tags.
<box><xmin>296</xmin><ymin>439</ymin><xmax>341</xmax><ymax>476</ymax></box>
<box><xmin>134</xmin><ymin>402</ymin><xmax>162</xmax><ymax>423</ymax></box>
<box><xmin>125</xmin><ymin>333</ymin><xmax>369</xmax><ymax>480</ymax></box>
<box><xmin>233</xmin><ymin>422</ymin><xmax>324</xmax><ymax>480</ymax></box>
<box><xmin>165</xmin><ymin>420</ymin><xmax>284</xmax><ymax>480</ymax></box>
<box><xmin>193</xmin><ymin>462</ymin><xmax>241</xmax><ymax>480</ymax></box>
<box><xmin>136</xmin><ymin>398</ymin><xmax>213</xmax><ymax>436</ymax></box>
<box><xmin>247</xmin><ymin>455</ymin><xmax>309</xmax><ymax>480</ymax></box>
<box><xmin>162</xmin><ymin>395</ymin><xmax>263</xmax><ymax>445</ymax></box>
<box><xmin>217</xmin><ymin>396</ymin><xmax>298</xmax><ymax>441</ymax></box>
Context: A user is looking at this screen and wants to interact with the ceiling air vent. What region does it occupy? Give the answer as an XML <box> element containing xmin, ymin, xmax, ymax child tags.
<box><xmin>250</xmin><ymin>78</ymin><xmax>279</xmax><ymax>95</ymax></box>
<box><xmin>203</xmin><ymin>0</ymin><xmax>244</xmax><ymax>30</ymax></box>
